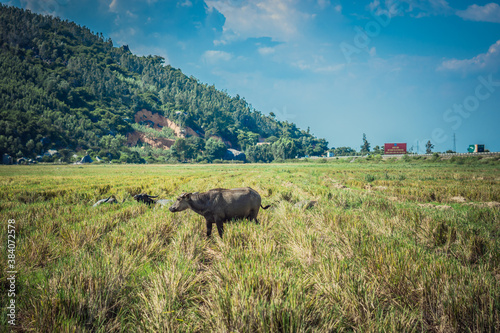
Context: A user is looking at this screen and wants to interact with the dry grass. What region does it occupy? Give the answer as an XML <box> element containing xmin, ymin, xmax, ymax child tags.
<box><xmin>0</xmin><ymin>160</ymin><xmax>499</xmax><ymax>332</ymax></box>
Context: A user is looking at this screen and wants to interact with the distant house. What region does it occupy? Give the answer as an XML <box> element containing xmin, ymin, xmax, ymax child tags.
<box><xmin>223</xmin><ymin>149</ymin><xmax>246</xmax><ymax>162</ymax></box>
<box><xmin>2</xmin><ymin>154</ymin><xmax>13</xmax><ymax>165</ymax></box>
<box><xmin>327</xmin><ymin>152</ymin><xmax>334</xmax><ymax>157</ymax></box>
<box><xmin>16</xmin><ymin>157</ymin><xmax>27</xmax><ymax>165</ymax></box>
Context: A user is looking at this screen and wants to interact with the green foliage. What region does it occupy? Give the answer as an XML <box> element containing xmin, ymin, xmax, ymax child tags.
<box><xmin>365</xmin><ymin>174</ymin><xmax>376</xmax><ymax>182</ymax></box>
<box><xmin>332</xmin><ymin>146</ymin><xmax>357</xmax><ymax>156</ymax></box>
<box><xmin>236</xmin><ymin>130</ymin><xmax>259</xmax><ymax>151</ymax></box>
<box><xmin>245</xmin><ymin>144</ymin><xmax>273</xmax><ymax>163</ymax></box>
<box><xmin>130</xmin><ymin>123</ymin><xmax>175</xmax><ymax>139</ymax></box>
<box><xmin>169</xmin><ymin>138</ymin><xmax>197</xmax><ymax>162</ymax></box>
<box><xmin>360</xmin><ymin>133</ymin><xmax>370</xmax><ymax>154</ymax></box>
<box><xmin>204</xmin><ymin>138</ymin><xmax>227</xmax><ymax>162</ymax></box>
<box><xmin>426</xmin><ymin>140</ymin><xmax>435</xmax><ymax>154</ymax></box>
<box><xmin>0</xmin><ymin>5</ymin><xmax>328</xmax><ymax>162</ymax></box>
<box><xmin>271</xmin><ymin>137</ymin><xmax>296</xmax><ymax>160</ymax></box>
<box><xmin>372</xmin><ymin>145</ymin><xmax>384</xmax><ymax>155</ymax></box>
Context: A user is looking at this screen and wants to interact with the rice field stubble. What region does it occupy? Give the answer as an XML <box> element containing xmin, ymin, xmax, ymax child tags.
<box><xmin>0</xmin><ymin>160</ymin><xmax>499</xmax><ymax>332</ymax></box>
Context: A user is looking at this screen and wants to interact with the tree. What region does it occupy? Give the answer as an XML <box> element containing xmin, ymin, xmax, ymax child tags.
<box><xmin>360</xmin><ymin>133</ymin><xmax>370</xmax><ymax>154</ymax></box>
<box><xmin>246</xmin><ymin>144</ymin><xmax>273</xmax><ymax>163</ymax></box>
<box><xmin>264</xmin><ymin>136</ymin><xmax>278</xmax><ymax>143</ymax></box>
<box><xmin>333</xmin><ymin>146</ymin><xmax>356</xmax><ymax>156</ymax></box>
<box><xmin>237</xmin><ymin>130</ymin><xmax>258</xmax><ymax>151</ymax></box>
<box><xmin>58</xmin><ymin>148</ymin><xmax>72</xmax><ymax>162</ymax></box>
<box><xmin>170</xmin><ymin>138</ymin><xmax>195</xmax><ymax>161</ymax></box>
<box><xmin>271</xmin><ymin>137</ymin><xmax>296</xmax><ymax>160</ymax></box>
<box><xmin>372</xmin><ymin>145</ymin><xmax>384</xmax><ymax>155</ymax></box>
<box><xmin>204</xmin><ymin>138</ymin><xmax>227</xmax><ymax>161</ymax></box>
<box><xmin>312</xmin><ymin>138</ymin><xmax>329</xmax><ymax>156</ymax></box>
<box><xmin>99</xmin><ymin>135</ymin><xmax>114</xmax><ymax>149</ymax></box>
<box><xmin>26</xmin><ymin>139</ymin><xmax>35</xmax><ymax>153</ymax></box>
<box><xmin>425</xmin><ymin>140</ymin><xmax>434</xmax><ymax>154</ymax></box>
<box><xmin>110</xmin><ymin>134</ymin><xmax>127</xmax><ymax>150</ymax></box>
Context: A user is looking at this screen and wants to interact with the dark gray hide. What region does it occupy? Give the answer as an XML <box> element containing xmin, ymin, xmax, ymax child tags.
<box><xmin>169</xmin><ymin>187</ymin><xmax>270</xmax><ymax>237</ymax></box>
<box><xmin>134</xmin><ymin>193</ymin><xmax>158</xmax><ymax>206</ymax></box>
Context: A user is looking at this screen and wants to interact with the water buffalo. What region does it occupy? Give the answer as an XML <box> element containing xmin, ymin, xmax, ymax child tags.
<box><xmin>169</xmin><ymin>187</ymin><xmax>270</xmax><ymax>237</ymax></box>
<box><xmin>134</xmin><ymin>193</ymin><xmax>158</xmax><ymax>206</ymax></box>
<box><xmin>93</xmin><ymin>195</ymin><xmax>127</xmax><ymax>207</ymax></box>
<box><xmin>92</xmin><ymin>195</ymin><xmax>118</xmax><ymax>207</ymax></box>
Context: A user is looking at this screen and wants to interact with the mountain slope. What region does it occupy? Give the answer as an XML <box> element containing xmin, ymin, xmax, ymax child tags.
<box><xmin>0</xmin><ymin>5</ymin><xmax>328</xmax><ymax>163</ymax></box>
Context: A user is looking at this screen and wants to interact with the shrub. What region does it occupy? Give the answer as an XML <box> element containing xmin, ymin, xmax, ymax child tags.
<box><xmin>365</xmin><ymin>174</ymin><xmax>376</xmax><ymax>182</ymax></box>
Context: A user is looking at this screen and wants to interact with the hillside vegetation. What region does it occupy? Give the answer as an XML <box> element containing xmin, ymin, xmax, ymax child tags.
<box><xmin>0</xmin><ymin>160</ymin><xmax>499</xmax><ymax>331</ymax></box>
<box><xmin>0</xmin><ymin>5</ymin><xmax>328</xmax><ymax>163</ymax></box>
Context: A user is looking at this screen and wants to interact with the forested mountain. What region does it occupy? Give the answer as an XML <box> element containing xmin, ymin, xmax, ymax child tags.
<box><xmin>0</xmin><ymin>5</ymin><xmax>328</xmax><ymax>163</ymax></box>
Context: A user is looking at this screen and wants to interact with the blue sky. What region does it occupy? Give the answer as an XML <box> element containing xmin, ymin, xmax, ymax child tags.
<box><xmin>4</xmin><ymin>0</ymin><xmax>500</xmax><ymax>153</ymax></box>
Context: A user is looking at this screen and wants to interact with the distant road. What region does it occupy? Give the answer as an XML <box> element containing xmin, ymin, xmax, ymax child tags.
<box><xmin>305</xmin><ymin>152</ymin><xmax>500</xmax><ymax>160</ymax></box>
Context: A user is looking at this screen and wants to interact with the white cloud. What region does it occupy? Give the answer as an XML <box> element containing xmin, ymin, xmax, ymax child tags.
<box><xmin>110</xmin><ymin>27</ymin><xmax>137</xmax><ymax>45</ymax></box>
<box><xmin>368</xmin><ymin>0</ymin><xmax>403</xmax><ymax>18</ymax></box>
<box><xmin>126</xmin><ymin>10</ymin><xmax>137</xmax><ymax>18</ymax></box>
<box><xmin>179</xmin><ymin>0</ymin><xmax>193</xmax><ymax>7</ymax></box>
<box><xmin>202</xmin><ymin>50</ymin><xmax>233</xmax><ymax>64</ymax></box>
<box><xmin>292</xmin><ymin>56</ymin><xmax>345</xmax><ymax>74</ymax></box>
<box><xmin>456</xmin><ymin>3</ymin><xmax>500</xmax><ymax>23</ymax></box>
<box><xmin>317</xmin><ymin>0</ymin><xmax>330</xmax><ymax>10</ymax></box>
<box><xmin>407</xmin><ymin>0</ymin><xmax>452</xmax><ymax>17</ymax></box>
<box><xmin>109</xmin><ymin>0</ymin><xmax>118</xmax><ymax>12</ymax></box>
<box><xmin>258</xmin><ymin>47</ymin><xmax>275</xmax><ymax>55</ymax></box>
<box><xmin>205</xmin><ymin>0</ymin><xmax>313</xmax><ymax>43</ymax></box>
<box><xmin>368</xmin><ymin>47</ymin><xmax>377</xmax><ymax>57</ymax></box>
<box><xmin>313</xmin><ymin>63</ymin><xmax>345</xmax><ymax>73</ymax></box>
<box><xmin>334</xmin><ymin>4</ymin><xmax>342</xmax><ymax>13</ymax></box>
<box><xmin>438</xmin><ymin>40</ymin><xmax>500</xmax><ymax>73</ymax></box>
<box><xmin>368</xmin><ymin>0</ymin><xmax>452</xmax><ymax>18</ymax></box>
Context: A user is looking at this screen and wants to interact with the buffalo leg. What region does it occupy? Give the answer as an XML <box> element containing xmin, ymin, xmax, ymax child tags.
<box><xmin>216</xmin><ymin>220</ymin><xmax>224</xmax><ymax>237</ymax></box>
<box><xmin>206</xmin><ymin>220</ymin><xmax>213</xmax><ymax>237</ymax></box>
<box><xmin>251</xmin><ymin>210</ymin><xmax>259</xmax><ymax>224</ymax></box>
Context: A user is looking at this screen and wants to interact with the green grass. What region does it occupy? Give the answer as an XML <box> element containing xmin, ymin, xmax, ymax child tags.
<box><xmin>0</xmin><ymin>161</ymin><xmax>499</xmax><ymax>332</ymax></box>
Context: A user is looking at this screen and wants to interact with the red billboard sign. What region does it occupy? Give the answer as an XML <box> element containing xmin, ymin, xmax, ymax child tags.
<box><xmin>384</xmin><ymin>143</ymin><xmax>407</xmax><ymax>155</ymax></box>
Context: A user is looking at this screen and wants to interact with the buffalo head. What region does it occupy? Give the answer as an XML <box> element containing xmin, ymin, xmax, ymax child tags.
<box><xmin>169</xmin><ymin>193</ymin><xmax>192</xmax><ymax>212</ymax></box>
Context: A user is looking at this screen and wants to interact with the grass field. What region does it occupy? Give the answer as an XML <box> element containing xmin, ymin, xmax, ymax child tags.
<box><xmin>1</xmin><ymin>159</ymin><xmax>499</xmax><ymax>332</ymax></box>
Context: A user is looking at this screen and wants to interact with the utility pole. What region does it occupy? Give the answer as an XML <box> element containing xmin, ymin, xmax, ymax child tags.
<box><xmin>453</xmin><ymin>133</ymin><xmax>456</xmax><ymax>153</ymax></box>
